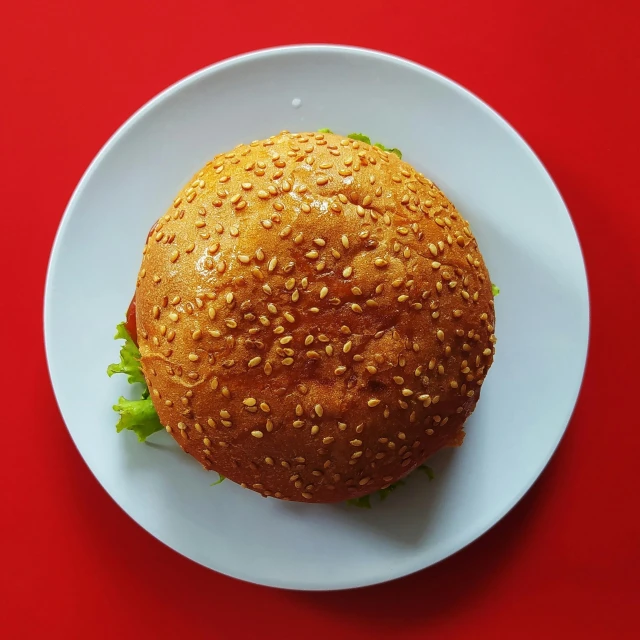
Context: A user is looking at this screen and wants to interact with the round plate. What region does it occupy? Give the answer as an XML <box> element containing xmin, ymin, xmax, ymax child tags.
<box><xmin>44</xmin><ymin>45</ymin><xmax>589</xmax><ymax>590</ymax></box>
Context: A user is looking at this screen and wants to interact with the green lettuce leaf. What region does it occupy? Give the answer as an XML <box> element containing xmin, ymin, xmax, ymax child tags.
<box><xmin>108</xmin><ymin>322</ymin><xmax>163</xmax><ymax>442</ymax></box>
<box><xmin>347</xmin><ymin>132</ymin><xmax>371</xmax><ymax>144</ymax></box>
<box><xmin>347</xmin><ymin>494</ymin><xmax>372</xmax><ymax>509</ymax></box>
<box><xmin>492</xmin><ymin>283</ymin><xmax>500</xmax><ymax>296</ymax></box>
<box><xmin>112</xmin><ymin>395</ymin><xmax>163</xmax><ymax>442</ymax></box>
<box><xmin>374</xmin><ymin>142</ymin><xmax>402</xmax><ymax>159</ymax></box>
<box><xmin>107</xmin><ymin>322</ymin><xmax>146</xmax><ymax>385</ymax></box>
<box><xmin>347</xmin><ymin>465</ymin><xmax>435</xmax><ymax>508</ymax></box>
<box><xmin>321</xmin><ymin>131</ymin><xmax>402</xmax><ymax>158</ymax></box>
<box><xmin>418</xmin><ymin>464</ymin><xmax>435</xmax><ymax>481</ymax></box>
<box><xmin>378</xmin><ymin>478</ymin><xmax>406</xmax><ymax>502</ymax></box>
<box><xmin>211</xmin><ymin>473</ymin><xmax>225</xmax><ymax>486</ymax></box>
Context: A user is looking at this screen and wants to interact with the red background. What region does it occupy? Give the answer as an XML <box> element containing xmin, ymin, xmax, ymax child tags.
<box><xmin>2</xmin><ymin>0</ymin><xmax>639</xmax><ymax>637</ymax></box>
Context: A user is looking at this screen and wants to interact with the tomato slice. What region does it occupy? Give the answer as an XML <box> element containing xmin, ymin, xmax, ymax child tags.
<box><xmin>125</xmin><ymin>295</ymin><xmax>137</xmax><ymax>346</ymax></box>
<box><xmin>124</xmin><ymin>220</ymin><xmax>158</xmax><ymax>345</ymax></box>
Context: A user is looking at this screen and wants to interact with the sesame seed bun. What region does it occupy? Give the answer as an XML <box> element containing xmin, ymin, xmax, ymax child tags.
<box><xmin>135</xmin><ymin>131</ymin><xmax>496</xmax><ymax>503</ymax></box>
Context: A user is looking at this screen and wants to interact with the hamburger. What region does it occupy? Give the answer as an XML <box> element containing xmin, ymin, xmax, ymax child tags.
<box><xmin>108</xmin><ymin>130</ymin><xmax>496</xmax><ymax>504</ymax></box>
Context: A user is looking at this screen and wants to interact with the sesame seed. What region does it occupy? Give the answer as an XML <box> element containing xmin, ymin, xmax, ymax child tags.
<box><xmin>367</xmin><ymin>399</ymin><xmax>381</xmax><ymax>407</ymax></box>
<box><xmin>251</xmin><ymin>431</ymin><xmax>264</xmax><ymax>438</ymax></box>
<box><xmin>374</xmin><ymin>258</ymin><xmax>388</xmax><ymax>268</ymax></box>
<box><xmin>343</xmin><ymin>341</ymin><xmax>352</xmax><ymax>353</ymax></box>
<box><xmin>351</xmin><ymin>303</ymin><xmax>363</xmax><ymax>314</ymax></box>
<box><xmin>310</xmin><ymin>425</ymin><xmax>320</xmax><ymax>435</ymax></box>
<box><xmin>315</xmin><ymin>404</ymin><xmax>323</xmax><ymax>417</ymax></box>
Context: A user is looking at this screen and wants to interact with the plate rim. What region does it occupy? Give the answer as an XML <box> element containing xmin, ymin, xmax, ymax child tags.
<box><xmin>44</xmin><ymin>44</ymin><xmax>591</xmax><ymax>590</ymax></box>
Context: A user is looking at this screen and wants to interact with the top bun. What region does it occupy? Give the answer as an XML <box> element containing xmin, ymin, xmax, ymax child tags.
<box><xmin>135</xmin><ymin>131</ymin><xmax>496</xmax><ymax>503</ymax></box>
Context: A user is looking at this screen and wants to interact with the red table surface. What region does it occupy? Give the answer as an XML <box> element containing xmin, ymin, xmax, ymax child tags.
<box><xmin>2</xmin><ymin>0</ymin><xmax>639</xmax><ymax>637</ymax></box>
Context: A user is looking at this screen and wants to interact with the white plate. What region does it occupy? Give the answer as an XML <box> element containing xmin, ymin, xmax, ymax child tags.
<box><xmin>44</xmin><ymin>45</ymin><xmax>589</xmax><ymax>590</ymax></box>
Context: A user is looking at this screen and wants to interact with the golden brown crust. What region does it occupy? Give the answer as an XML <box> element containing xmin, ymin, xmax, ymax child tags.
<box><xmin>135</xmin><ymin>131</ymin><xmax>496</xmax><ymax>503</ymax></box>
